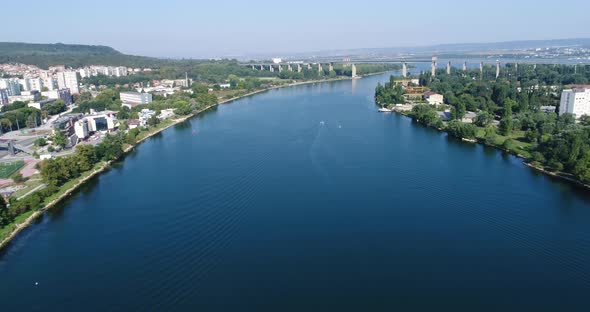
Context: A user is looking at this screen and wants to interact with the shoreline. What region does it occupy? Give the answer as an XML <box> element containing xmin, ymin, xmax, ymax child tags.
<box><xmin>391</xmin><ymin>110</ymin><xmax>590</xmax><ymax>191</ymax></box>
<box><xmin>0</xmin><ymin>75</ymin><xmax>361</xmax><ymax>251</ymax></box>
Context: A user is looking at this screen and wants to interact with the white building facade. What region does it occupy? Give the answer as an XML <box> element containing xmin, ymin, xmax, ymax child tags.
<box><xmin>559</xmin><ymin>88</ymin><xmax>590</xmax><ymax>118</ymax></box>
<box><xmin>120</xmin><ymin>92</ymin><xmax>152</xmax><ymax>108</ymax></box>
<box><xmin>57</xmin><ymin>71</ymin><xmax>80</xmax><ymax>94</ymax></box>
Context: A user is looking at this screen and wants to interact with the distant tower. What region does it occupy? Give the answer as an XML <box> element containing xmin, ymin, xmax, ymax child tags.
<box><xmin>402</xmin><ymin>62</ymin><xmax>408</xmax><ymax>78</ymax></box>
<box><xmin>446</xmin><ymin>61</ymin><xmax>451</xmax><ymax>75</ymax></box>
<box><xmin>431</xmin><ymin>56</ymin><xmax>438</xmax><ymax>77</ymax></box>
<box><xmin>351</xmin><ymin>64</ymin><xmax>357</xmax><ymax>78</ymax></box>
<box><xmin>185</xmin><ymin>72</ymin><xmax>189</xmax><ymax>87</ymax></box>
<box><xmin>297</xmin><ymin>64</ymin><xmax>302</xmax><ymax>73</ymax></box>
<box><xmin>318</xmin><ymin>63</ymin><xmax>323</xmax><ymax>74</ymax></box>
<box><xmin>496</xmin><ymin>60</ymin><xmax>500</xmax><ymax>79</ymax></box>
<box><xmin>329</xmin><ymin>63</ymin><xmax>334</xmax><ymax>72</ymax></box>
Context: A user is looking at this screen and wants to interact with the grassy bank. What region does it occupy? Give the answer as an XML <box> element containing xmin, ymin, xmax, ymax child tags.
<box><xmin>394</xmin><ymin>109</ymin><xmax>589</xmax><ymax>190</ymax></box>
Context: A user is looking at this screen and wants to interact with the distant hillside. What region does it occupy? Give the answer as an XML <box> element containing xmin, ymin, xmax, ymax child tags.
<box><xmin>0</xmin><ymin>42</ymin><xmax>161</xmax><ymax>69</ymax></box>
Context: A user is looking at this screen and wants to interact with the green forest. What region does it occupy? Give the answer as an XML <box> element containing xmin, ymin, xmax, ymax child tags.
<box><xmin>375</xmin><ymin>63</ymin><xmax>590</xmax><ymax>184</ymax></box>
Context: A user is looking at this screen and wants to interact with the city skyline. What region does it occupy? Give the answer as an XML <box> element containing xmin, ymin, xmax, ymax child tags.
<box><xmin>3</xmin><ymin>0</ymin><xmax>589</xmax><ymax>58</ymax></box>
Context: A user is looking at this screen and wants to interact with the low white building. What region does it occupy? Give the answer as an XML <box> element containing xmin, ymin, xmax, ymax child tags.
<box><xmin>120</xmin><ymin>91</ymin><xmax>152</xmax><ymax>108</ymax></box>
<box><xmin>424</xmin><ymin>92</ymin><xmax>444</xmax><ymax>105</ymax></box>
<box><xmin>559</xmin><ymin>87</ymin><xmax>590</xmax><ymax>118</ymax></box>
<box><xmin>74</xmin><ymin>112</ymin><xmax>118</xmax><ymax>139</ymax></box>
<box><xmin>158</xmin><ymin>109</ymin><xmax>174</xmax><ymax>120</ymax></box>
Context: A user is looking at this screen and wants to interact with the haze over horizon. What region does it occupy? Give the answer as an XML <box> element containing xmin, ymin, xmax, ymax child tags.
<box><xmin>4</xmin><ymin>0</ymin><xmax>590</xmax><ymax>58</ymax></box>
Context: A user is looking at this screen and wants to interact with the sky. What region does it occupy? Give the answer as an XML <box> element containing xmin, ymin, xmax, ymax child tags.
<box><xmin>3</xmin><ymin>0</ymin><xmax>589</xmax><ymax>58</ymax></box>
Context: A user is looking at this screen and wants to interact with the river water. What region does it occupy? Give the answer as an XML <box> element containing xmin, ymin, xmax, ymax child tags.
<box><xmin>1</xmin><ymin>72</ymin><xmax>590</xmax><ymax>311</ymax></box>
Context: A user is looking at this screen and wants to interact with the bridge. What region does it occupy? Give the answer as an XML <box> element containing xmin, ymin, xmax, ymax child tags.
<box><xmin>243</xmin><ymin>57</ymin><xmax>580</xmax><ymax>79</ymax></box>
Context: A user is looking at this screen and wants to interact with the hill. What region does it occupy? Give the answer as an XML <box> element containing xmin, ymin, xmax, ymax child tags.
<box><xmin>0</xmin><ymin>42</ymin><xmax>160</xmax><ymax>69</ymax></box>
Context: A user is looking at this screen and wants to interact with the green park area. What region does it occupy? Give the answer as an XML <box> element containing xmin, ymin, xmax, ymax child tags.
<box><xmin>0</xmin><ymin>161</ymin><xmax>24</xmax><ymax>179</ymax></box>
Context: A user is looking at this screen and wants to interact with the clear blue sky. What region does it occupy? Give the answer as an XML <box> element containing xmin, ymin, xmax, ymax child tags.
<box><xmin>4</xmin><ymin>0</ymin><xmax>589</xmax><ymax>58</ymax></box>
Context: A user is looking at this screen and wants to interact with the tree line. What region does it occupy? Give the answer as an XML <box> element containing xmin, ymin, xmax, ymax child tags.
<box><xmin>377</xmin><ymin>63</ymin><xmax>590</xmax><ymax>184</ymax></box>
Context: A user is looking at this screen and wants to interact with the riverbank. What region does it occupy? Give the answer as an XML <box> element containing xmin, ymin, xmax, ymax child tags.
<box><xmin>0</xmin><ymin>74</ymin><xmax>361</xmax><ymax>251</ymax></box>
<box><xmin>390</xmin><ymin>109</ymin><xmax>590</xmax><ymax>191</ymax></box>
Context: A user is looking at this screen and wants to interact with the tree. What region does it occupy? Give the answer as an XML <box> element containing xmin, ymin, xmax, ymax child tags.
<box><xmin>499</xmin><ymin>99</ymin><xmax>515</xmax><ymax>135</ymax></box>
<box><xmin>12</xmin><ymin>173</ymin><xmax>27</xmax><ymax>183</ymax></box>
<box><xmin>451</xmin><ymin>101</ymin><xmax>466</xmax><ymax>120</ymax></box>
<box><xmin>228</xmin><ymin>74</ymin><xmax>240</xmax><ymax>88</ymax></box>
<box><xmin>75</xmin><ymin>144</ymin><xmax>98</xmax><ymax>171</ymax></box>
<box><xmin>34</xmin><ymin>138</ymin><xmax>47</xmax><ymax>147</ymax></box>
<box><xmin>75</xmin><ymin>91</ymin><xmax>93</xmax><ymax>103</ymax></box>
<box><xmin>484</xmin><ymin>126</ymin><xmax>497</xmax><ymax>145</ymax></box>
<box><xmin>53</xmin><ymin>131</ymin><xmax>67</xmax><ymax>147</ymax></box>
<box><xmin>117</xmin><ymin>106</ymin><xmax>131</xmax><ymax>120</ymax></box>
<box><xmin>0</xmin><ymin>196</ymin><xmax>10</xmax><ymax>226</ymax></box>
<box><xmin>574</xmin><ymin>151</ymin><xmax>590</xmax><ymax>184</ymax></box>
<box><xmin>474</xmin><ymin>111</ymin><xmax>493</xmax><ymax>127</ymax></box>
<box><xmin>147</xmin><ymin>115</ymin><xmax>160</xmax><ymax>127</ymax></box>
<box><xmin>446</xmin><ymin>120</ymin><xmax>477</xmax><ymax>139</ymax></box>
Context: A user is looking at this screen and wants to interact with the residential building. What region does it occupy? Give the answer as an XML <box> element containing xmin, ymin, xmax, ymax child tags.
<box><xmin>57</xmin><ymin>71</ymin><xmax>80</xmax><ymax>94</ymax></box>
<box><xmin>424</xmin><ymin>92</ymin><xmax>444</xmax><ymax>105</ymax></box>
<box><xmin>74</xmin><ymin>119</ymin><xmax>89</xmax><ymax>139</ymax></box>
<box><xmin>0</xmin><ymin>79</ymin><xmax>21</xmax><ymax>95</ymax></box>
<box><xmin>44</xmin><ymin>78</ymin><xmax>58</xmax><ymax>91</ymax></box>
<box><xmin>127</xmin><ymin>119</ymin><xmax>140</xmax><ymax>129</ymax></box>
<box><xmin>28</xmin><ymin>99</ymin><xmax>56</xmax><ymax>110</ymax></box>
<box><xmin>0</xmin><ymin>89</ymin><xmax>9</xmax><ymax>106</ymax></box>
<box><xmin>31</xmin><ymin>78</ymin><xmax>44</xmax><ymax>91</ymax></box>
<box><xmin>461</xmin><ymin>111</ymin><xmax>478</xmax><ymax>123</ymax></box>
<box><xmin>19</xmin><ymin>78</ymin><xmax>31</xmax><ymax>91</ymax></box>
<box><xmin>559</xmin><ymin>88</ymin><xmax>590</xmax><ymax>118</ymax></box>
<box><xmin>9</xmin><ymin>91</ymin><xmax>40</xmax><ymax>103</ymax></box>
<box><xmin>41</xmin><ymin>88</ymin><xmax>72</xmax><ymax>105</ymax></box>
<box><xmin>114</xmin><ymin>66</ymin><xmax>128</xmax><ymax>77</ymax></box>
<box><xmin>78</xmin><ymin>67</ymin><xmax>93</xmax><ymax>78</ymax></box>
<box><xmin>48</xmin><ymin>65</ymin><xmax>66</xmax><ymax>72</ymax></box>
<box><xmin>120</xmin><ymin>92</ymin><xmax>152</xmax><ymax>108</ymax></box>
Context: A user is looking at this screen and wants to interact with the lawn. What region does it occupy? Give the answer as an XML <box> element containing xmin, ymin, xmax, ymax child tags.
<box><xmin>0</xmin><ymin>161</ymin><xmax>25</xmax><ymax>178</ymax></box>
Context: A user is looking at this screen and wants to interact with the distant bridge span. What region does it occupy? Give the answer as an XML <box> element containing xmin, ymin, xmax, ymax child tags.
<box><xmin>242</xmin><ymin>57</ymin><xmax>583</xmax><ymax>79</ymax></box>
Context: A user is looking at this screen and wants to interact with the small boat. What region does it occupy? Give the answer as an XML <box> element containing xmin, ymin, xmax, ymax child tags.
<box><xmin>378</xmin><ymin>107</ymin><xmax>392</xmax><ymax>112</ymax></box>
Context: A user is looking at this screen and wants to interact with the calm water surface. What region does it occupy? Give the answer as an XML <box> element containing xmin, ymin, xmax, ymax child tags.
<box><xmin>1</xmin><ymin>73</ymin><xmax>590</xmax><ymax>311</ymax></box>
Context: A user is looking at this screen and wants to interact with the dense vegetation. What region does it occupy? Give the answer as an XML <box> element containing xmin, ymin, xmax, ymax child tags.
<box><xmin>0</xmin><ymin>134</ymin><xmax>125</xmax><ymax>228</ymax></box>
<box><xmin>375</xmin><ymin>76</ymin><xmax>407</xmax><ymax>105</ymax></box>
<box><xmin>377</xmin><ymin>63</ymin><xmax>590</xmax><ymax>184</ymax></box>
<box><xmin>0</xmin><ymin>42</ymin><xmax>157</xmax><ymax>69</ymax></box>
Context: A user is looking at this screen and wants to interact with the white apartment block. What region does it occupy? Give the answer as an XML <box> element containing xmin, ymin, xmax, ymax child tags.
<box><xmin>0</xmin><ymin>79</ymin><xmax>21</xmax><ymax>95</ymax></box>
<box><xmin>44</xmin><ymin>78</ymin><xmax>58</xmax><ymax>91</ymax></box>
<box><xmin>57</xmin><ymin>71</ymin><xmax>80</xmax><ymax>94</ymax></box>
<box><xmin>79</xmin><ymin>66</ymin><xmax>128</xmax><ymax>78</ymax></box>
<box><xmin>559</xmin><ymin>88</ymin><xmax>590</xmax><ymax>118</ymax></box>
<box><xmin>120</xmin><ymin>92</ymin><xmax>152</xmax><ymax>108</ymax></box>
